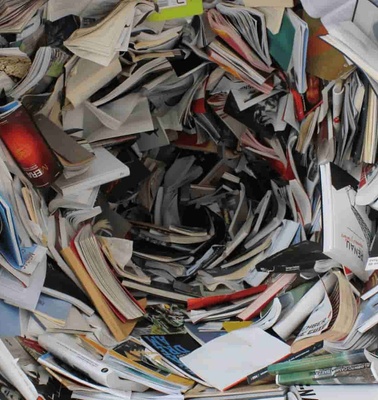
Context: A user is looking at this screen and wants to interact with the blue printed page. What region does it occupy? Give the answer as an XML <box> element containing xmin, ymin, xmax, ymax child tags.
<box><xmin>0</xmin><ymin>194</ymin><xmax>23</xmax><ymax>268</ymax></box>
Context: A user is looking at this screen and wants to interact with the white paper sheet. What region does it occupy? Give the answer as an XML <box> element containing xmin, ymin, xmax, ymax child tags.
<box><xmin>181</xmin><ymin>327</ymin><xmax>290</xmax><ymax>391</ymax></box>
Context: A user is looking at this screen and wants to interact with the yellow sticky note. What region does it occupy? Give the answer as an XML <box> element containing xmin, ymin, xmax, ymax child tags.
<box><xmin>223</xmin><ymin>321</ymin><xmax>252</xmax><ymax>332</ymax></box>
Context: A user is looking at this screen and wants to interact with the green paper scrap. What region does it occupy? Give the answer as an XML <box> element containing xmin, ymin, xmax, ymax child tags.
<box><xmin>268</xmin><ymin>12</ymin><xmax>295</xmax><ymax>71</ymax></box>
<box><xmin>46</xmin><ymin>61</ymin><xmax>64</xmax><ymax>78</ymax></box>
<box><xmin>147</xmin><ymin>0</ymin><xmax>203</xmax><ymax>22</ymax></box>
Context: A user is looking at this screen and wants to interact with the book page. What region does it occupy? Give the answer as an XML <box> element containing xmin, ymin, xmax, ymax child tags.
<box><xmin>273</xmin><ymin>273</ymin><xmax>337</xmax><ymax>340</ymax></box>
<box><xmin>47</xmin><ymin>0</ymin><xmax>90</xmax><ymax>21</ymax></box>
<box><xmin>294</xmin><ymin>290</ymin><xmax>333</xmax><ymax>342</ymax></box>
<box><xmin>300</xmin><ymin>0</ymin><xmax>355</xmax><ymax>20</ymax></box>
<box><xmin>243</xmin><ymin>0</ymin><xmax>293</xmax><ymax>7</ymax></box>
<box><xmin>181</xmin><ymin>327</ymin><xmax>290</xmax><ymax>391</ymax></box>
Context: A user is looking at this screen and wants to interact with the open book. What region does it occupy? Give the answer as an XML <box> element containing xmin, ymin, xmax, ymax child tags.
<box><xmin>73</xmin><ymin>224</ymin><xmax>144</xmax><ymax>321</ymax></box>
<box><xmin>291</xmin><ymin>271</ymin><xmax>358</xmax><ymax>353</ymax></box>
<box><xmin>64</xmin><ymin>0</ymin><xmax>156</xmax><ymax>66</ymax></box>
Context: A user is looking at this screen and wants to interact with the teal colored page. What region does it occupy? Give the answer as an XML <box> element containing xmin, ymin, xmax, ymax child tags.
<box><xmin>268</xmin><ymin>13</ymin><xmax>295</xmax><ymax>71</ymax></box>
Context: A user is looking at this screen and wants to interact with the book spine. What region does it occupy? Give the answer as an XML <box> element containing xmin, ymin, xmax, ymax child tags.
<box><xmin>187</xmin><ymin>284</ymin><xmax>267</xmax><ymax>311</ymax></box>
<box><xmin>256</xmin><ymin>264</ymin><xmax>314</xmax><ymax>273</ymax></box>
<box><xmin>60</xmin><ymin>247</ymin><xmax>127</xmax><ymax>342</ymax></box>
<box><xmin>0</xmin><ymin>102</ymin><xmax>62</xmax><ymax>188</ymax></box>
<box><xmin>268</xmin><ymin>348</ymin><xmax>366</xmax><ymax>375</ymax></box>
<box><xmin>247</xmin><ymin>341</ymin><xmax>324</xmax><ymax>384</ymax></box>
<box><xmin>238</xmin><ymin>274</ymin><xmax>297</xmax><ymax>320</ymax></box>
<box><xmin>276</xmin><ymin>362</ymin><xmax>376</xmax><ymax>385</ymax></box>
<box><xmin>38</xmin><ymin>334</ymin><xmax>115</xmax><ymax>388</ymax></box>
<box><xmin>352</xmin><ymin>74</ymin><xmax>370</xmax><ymax>163</ymax></box>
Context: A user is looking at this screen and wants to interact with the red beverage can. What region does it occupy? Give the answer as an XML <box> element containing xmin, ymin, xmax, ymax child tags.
<box><xmin>0</xmin><ymin>101</ymin><xmax>62</xmax><ymax>188</ymax></box>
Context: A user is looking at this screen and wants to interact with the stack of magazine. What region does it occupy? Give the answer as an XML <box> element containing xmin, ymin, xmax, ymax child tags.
<box><xmin>1</xmin><ymin>0</ymin><xmax>378</xmax><ymax>400</ymax></box>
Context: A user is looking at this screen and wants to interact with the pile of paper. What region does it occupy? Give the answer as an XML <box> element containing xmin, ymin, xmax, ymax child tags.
<box><xmin>1</xmin><ymin>1</ymin><xmax>378</xmax><ymax>400</ymax></box>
